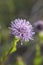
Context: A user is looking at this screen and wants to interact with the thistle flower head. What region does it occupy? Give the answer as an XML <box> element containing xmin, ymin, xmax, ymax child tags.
<box><xmin>34</xmin><ymin>20</ymin><xmax>43</xmax><ymax>31</ymax></box>
<box><xmin>9</xmin><ymin>18</ymin><xmax>35</xmax><ymax>41</ymax></box>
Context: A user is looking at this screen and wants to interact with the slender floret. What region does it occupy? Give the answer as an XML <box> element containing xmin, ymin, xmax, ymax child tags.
<box><xmin>9</xmin><ymin>18</ymin><xmax>35</xmax><ymax>41</ymax></box>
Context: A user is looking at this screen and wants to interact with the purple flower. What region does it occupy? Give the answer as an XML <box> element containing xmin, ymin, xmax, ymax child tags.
<box><xmin>9</xmin><ymin>18</ymin><xmax>35</xmax><ymax>41</ymax></box>
<box><xmin>34</xmin><ymin>20</ymin><xmax>43</xmax><ymax>31</ymax></box>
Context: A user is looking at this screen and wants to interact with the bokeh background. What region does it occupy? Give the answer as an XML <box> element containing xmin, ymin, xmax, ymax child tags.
<box><xmin>0</xmin><ymin>0</ymin><xmax>43</xmax><ymax>65</ymax></box>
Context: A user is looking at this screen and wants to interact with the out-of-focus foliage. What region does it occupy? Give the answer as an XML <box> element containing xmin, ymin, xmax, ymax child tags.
<box><xmin>34</xmin><ymin>44</ymin><xmax>42</xmax><ymax>65</ymax></box>
<box><xmin>0</xmin><ymin>0</ymin><xmax>43</xmax><ymax>65</ymax></box>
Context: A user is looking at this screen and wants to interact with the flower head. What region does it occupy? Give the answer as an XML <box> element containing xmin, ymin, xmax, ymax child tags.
<box><xmin>34</xmin><ymin>20</ymin><xmax>43</xmax><ymax>31</ymax></box>
<box><xmin>9</xmin><ymin>18</ymin><xmax>35</xmax><ymax>41</ymax></box>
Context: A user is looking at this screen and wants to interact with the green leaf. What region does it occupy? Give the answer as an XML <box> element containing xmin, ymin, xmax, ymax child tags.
<box><xmin>0</xmin><ymin>37</ymin><xmax>19</xmax><ymax>64</ymax></box>
<box><xmin>33</xmin><ymin>44</ymin><xmax>42</xmax><ymax>65</ymax></box>
<box><xmin>10</xmin><ymin>37</ymin><xmax>19</xmax><ymax>54</ymax></box>
<box><xmin>34</xmin><ymin>57</ymin><xmax>42</xmax><ymax>65</ymax></box>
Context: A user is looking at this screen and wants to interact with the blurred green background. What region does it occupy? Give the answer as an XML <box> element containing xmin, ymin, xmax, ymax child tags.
<box><xmin>0</xmin><ymin>0</ymin><xmax>43</xmax><ymax>65</ymax></box>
